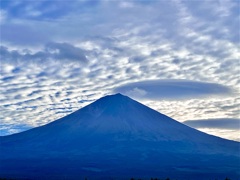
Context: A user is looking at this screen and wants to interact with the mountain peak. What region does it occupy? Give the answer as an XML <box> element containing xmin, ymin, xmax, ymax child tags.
<box><xmin>113</xmin><ymin>93</ymin><xmax>124</xmax><ymax>96</ymax></box>
<box><xmin>96</xmin><ymin>93</ymin><xmax>130</xmax><ymax>105</ymax></box>
<box><xmin>104</xmin><ymin>93</ymin><xmax>126</xmax><ymax>99</ymax></box>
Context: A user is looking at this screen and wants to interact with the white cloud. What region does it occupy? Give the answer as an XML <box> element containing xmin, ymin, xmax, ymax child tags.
<box><xmin>126</xmin><ymin>87</ymin><xmax>147</xmax><ymax>98</ymax></box>
<box><xmin>197</xmin><ymin>128</ymin><xmax>240</xmax><ymax>142</ymax></box>
<box><xmin>119</xmin><ymin>1</ymin><xmax>135</xmax><ymax>9</ymax></box>
<box><xmin>0</xmin><ymin>10</ymin><xmax>7</xmax><ymax>24</ymax></box>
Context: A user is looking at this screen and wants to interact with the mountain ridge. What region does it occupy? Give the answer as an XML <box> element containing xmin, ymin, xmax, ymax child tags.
<box><xmin>2</xmin><ymin>93</ymin><xmax>236</xmax><ymax>143</ymax></box>
<box><xmin>0</xmin><ymin>93</ymin><xmax>239</xmax><ymax>179</ymax></box>
<box><xmin>1</xmin><ymin>93</ymin><xmax>238</xmax><ymax>142</ymax></box>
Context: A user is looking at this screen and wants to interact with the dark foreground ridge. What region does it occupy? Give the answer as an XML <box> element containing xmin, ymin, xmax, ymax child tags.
<box><xmin>0</xmin><ymin>93</ymin><xmax>239</xmax><ymax>179</ymax></box>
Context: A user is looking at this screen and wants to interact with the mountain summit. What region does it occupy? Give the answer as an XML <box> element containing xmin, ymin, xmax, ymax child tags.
<box><xmin>0</xmin><ymin>94</ymin><xmax>239</xmax><ymax>179</ymax></box>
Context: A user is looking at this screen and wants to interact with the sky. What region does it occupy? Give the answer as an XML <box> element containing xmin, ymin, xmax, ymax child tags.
<box><xmin>0</xmin><ymin>0</ymin><xmax>239</xmax><ymax>141</ymax></box>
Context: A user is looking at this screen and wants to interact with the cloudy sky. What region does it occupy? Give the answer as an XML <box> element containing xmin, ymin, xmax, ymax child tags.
<box><xmin>0</xmin><ymin>0</ymin><xmax>239</xmax><ymax>141</ymax></box>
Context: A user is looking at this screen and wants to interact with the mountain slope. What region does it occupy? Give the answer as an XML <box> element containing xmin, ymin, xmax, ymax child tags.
<box><xmin>0</xmin><ymin>93</ymin><xmax>239</xmax><ymax>179</ymax></box>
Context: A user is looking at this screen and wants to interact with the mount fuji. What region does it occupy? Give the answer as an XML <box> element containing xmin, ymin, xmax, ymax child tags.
<box><xmin>0</xmin><ymin>93</ymin><xmax>239</xmax><ymax>179</ymax></box>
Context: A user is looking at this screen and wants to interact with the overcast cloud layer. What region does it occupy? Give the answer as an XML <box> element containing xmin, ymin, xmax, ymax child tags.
<box><xmin>0</xmin><ymin>0</ymin><xmax>239</xmax><ymax>141</ymax></box>
<box><xmin>184</xmin><ymin>118</ymin><xmax>240</xmax><ymax>130</ymax></box>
